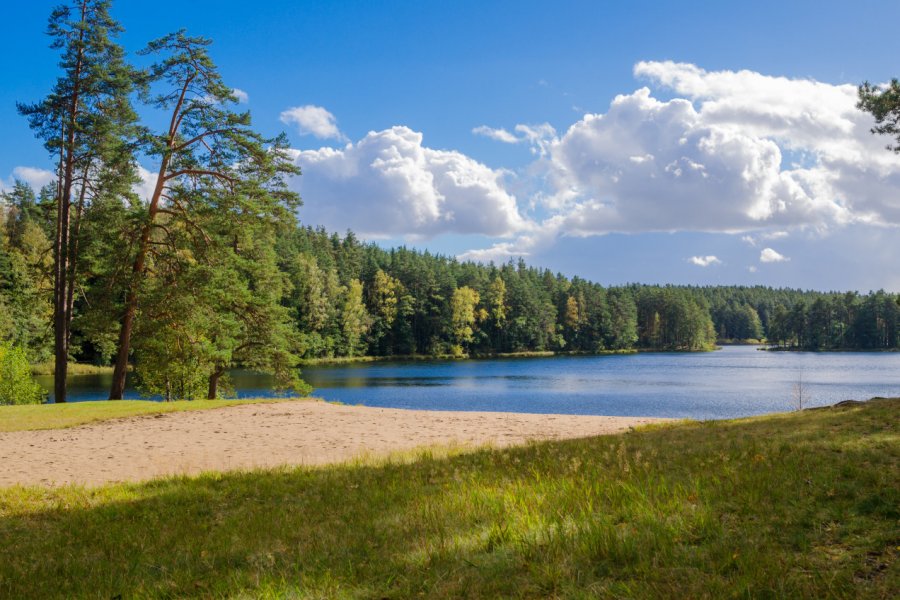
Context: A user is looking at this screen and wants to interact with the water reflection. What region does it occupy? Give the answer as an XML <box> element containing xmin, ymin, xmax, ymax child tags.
<box><xmin>36</xmin><ymin>346</ymin><xmax>900</xmax><ymax>419</ymax></box>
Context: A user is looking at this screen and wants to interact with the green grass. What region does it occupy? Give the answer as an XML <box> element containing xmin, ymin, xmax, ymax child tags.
<box><xmin>30</xmin><ymin>362</ymin><xmax>116</xmax><ymax>376</ymax></box>
<box><xmin>0</xmin><ymin>398</ymin><xmax>299</xmax><ymax>432</ymax></box>
<box><xmin>1</xmin><ymin>400</ymin><xmax>897</xmax><ymax>598</ymax></box>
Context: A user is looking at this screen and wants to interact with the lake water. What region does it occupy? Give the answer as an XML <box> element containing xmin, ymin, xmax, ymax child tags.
<box><xmin>36</xmin><ymin>346</ymin><xmax>900</xmax><ymax>419</ymax></box>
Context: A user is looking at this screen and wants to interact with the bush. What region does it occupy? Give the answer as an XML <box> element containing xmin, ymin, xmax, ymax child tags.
<box><xmin>0</xmin><ymin>341</ymin><xmax>45</xmax><ymax>405</ymax></box>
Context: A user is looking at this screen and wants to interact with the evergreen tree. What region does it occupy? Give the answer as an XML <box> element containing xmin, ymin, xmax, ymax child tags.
<box><xmin>108</xmin><ymin>31</ymin><xmax>300</xmax><ymax>398</ymax></box>
<box><xmin>859</xmin><ymin>79</ymin><xmax>900</xmax><ymax>152</ymax></box>
<box><xmin>18</xmin><ymin>0</ymin><xmax>138</xmax><ymax>402</ymax></box>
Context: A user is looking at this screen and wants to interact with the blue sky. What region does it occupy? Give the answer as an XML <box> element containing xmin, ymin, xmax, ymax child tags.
<box><xmin>4</xmin><ymin>1</ymin><xmax>900</xmax><ymax>291</ymax></box>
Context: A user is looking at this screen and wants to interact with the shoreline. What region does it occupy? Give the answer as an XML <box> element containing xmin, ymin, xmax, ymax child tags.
<box><xmin>296</xmin><ymin>347</ymin><xmax>728</xmax><ymax>366</ymax></box>
<box><xmin>0</xmin><ymin>401</ymin><xmax>670</xmax><ymax>488</ymax></box>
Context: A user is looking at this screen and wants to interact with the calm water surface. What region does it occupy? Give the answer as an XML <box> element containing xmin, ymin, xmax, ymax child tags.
<box><xmin>37</xmin><ymin>346</ymin><xmax>900</xmax><ymax>419</ymax></box>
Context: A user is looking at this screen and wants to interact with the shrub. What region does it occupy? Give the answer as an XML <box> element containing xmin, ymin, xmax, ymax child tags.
<box><xmin>0</xmin><ymin>341</ymin><xmax>45</xmax><ymax>405</ymax></box>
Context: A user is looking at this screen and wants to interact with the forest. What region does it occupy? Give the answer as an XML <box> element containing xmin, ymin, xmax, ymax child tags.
<box><xmin>2</xmin><ymin>1</ymin><xmax>900</xmax><ymax>404</ymax></box>
<box><xmin>4</xmin><ymin>176</ymin><xmax>900</xmax><ymax>402</ymax></box>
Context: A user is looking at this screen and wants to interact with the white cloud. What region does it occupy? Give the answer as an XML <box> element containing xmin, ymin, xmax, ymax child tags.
<box><xmin>277</xmin><ymin>62</ymin><xmax>900</xmax><ymax>269</ymax></box>
<box><xmin>632</xmin><ymin>61</ymin><xmax>900</xmax><ymax>228</ymax></box>
<box><xmin>458</xmin><ymin>242</ymin><xmax>524</xmax><ymax>262</ymax></box>
<box><xmin>472</xmin><ymin>125</ymin><xmax>520</xmax><ymax>144</ymax></box>
<box><xmin>290</xmin><ymin>126</ymin><xmax>531</xmax><ymax>238</ymax></box>
<box><xmin>473</xmin><ymin>123</ymin><xmax>558</xmax><ymax>156</ymax></box>
<box><xmin>460</xmin><ymin>61</ymin><xmax>900</xmax><ymax>262</ymax></box>
<box><xmin>760</xmin><ymin>247</ymin><xmax>789</xmax><ymax>263</ymax></box>
<box><xmin>232</xmin><ymin>88</ymin><xmax>249</xmax><ymax>103</ymax></box>
<box><xmin>3</xmin><ymin>165</ymin><xmax>159</xmax><ymax>203</ymax></box>
<box><xmin>135</xmin><ymin>166</ymin><xmax>158</xmax><ymax>202</ymax></box>
<box><xmin>514</xmin><ymin>123</ymin><xmax>557</xmax><ymax>156</ymax></box>
<box><xmin>742</xmin><ymin>230</ymin><xmax>789</xmax><ymax>247</ymax></box>
<box><xmin>689</xmin><ymin>255</ymin><xmax>721</xmax><ymax>267</ymax></box>
<box><xmin>748</xmin><ymin>266</ymin><xmax>758</xmax><ymax>273</ymax></box>
<box><xmin>2</xmin><ymin>166</ymin><xmax>54</xmax><ymax>195</ymax></box>
<box><xmin>11</xmin><ymin>166</ymin><xmax>55</xmax><ymax>190</ymax></box>
<box><xmin>280</xmin><ymin>105</ymin><xmax>347</xmax><ymax>141</ymax></box>
<box><xmin>546</xmin><ymin>86</ymin><xmax>850</xmax><ymax>235</ymax></box>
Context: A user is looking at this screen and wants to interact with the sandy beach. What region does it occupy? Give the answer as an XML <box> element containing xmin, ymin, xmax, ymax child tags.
<box><xmin>0</xmin><ymin>401</ymin><xmax>669</xmax><ymax>488</ymax></box>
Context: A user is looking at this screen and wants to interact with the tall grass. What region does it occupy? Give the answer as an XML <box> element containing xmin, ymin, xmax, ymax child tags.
<box><xmin>0</xmin><ymin>399</ymin><xmax>896</xmax><ymax>598</ymax></box>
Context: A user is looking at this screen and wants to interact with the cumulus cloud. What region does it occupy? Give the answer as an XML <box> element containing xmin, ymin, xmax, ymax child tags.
<box><xmin>2</xmin><ymin>166</ymin><xmax>54</xmax><ymax>195</ymax></box>
<box><xmin>11</xmin><ymin>166</ymin><xmax>55</xmax><ymax>189</ymax></box>
<box><xmin>760</xmin><ymin>248</ymin><xmax>789</xmax><ymax>263</ymax></box>
<box><xmin>232</xmin><ymin>88</ymin><xmax>249</xmax><ymax>103</ymax></box>
<box><xmin>546</xmin><ymin>86</ymin><xmax>851</xmax><ymax>235</ymax></box>
<box><xmin>2</xmin><ymin>165</ymin><xmax>159</xmax><ymax>203</ymax></box>
<box><xmin>280</xmin><ymin>105</ymin><xmax>347</xmax><ymax>141</ymax></box>
<box><xmin>689</xmin><ymin>255</ymin><xmax>722</xmax><ymax>267</ymax></box>
<box><xmin>135</xmin><ymin>166</ymin><xmax>158</xmax><ymax>202</ymax></box>
<box><xmin>290</xmin><ymin>126</ymin><xmax>531</xmax><ymax>238</ymax></box>
<box><xmin>632</xmin><ymin>61</ymin><xmax>900</xmax><ymax>228</ymax></box>
<box><xmin>460</xmin><ymin>61</ymin><xmax>900</xmax><ymax>263</ymax></box>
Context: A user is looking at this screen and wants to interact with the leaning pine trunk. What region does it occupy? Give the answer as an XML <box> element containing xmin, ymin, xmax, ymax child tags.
<box><xmin>108</xmin><ymin>68</ymin><xmax>193</xmax><ymax>400</ymax></box>
<box><xmin>207</xmin><ymin>367</ymin><xmax>224</xmax><ymax>400</ymax></box>
<box><xmin>108</xmin><ymin>153</ymin><xmax>171</xmax><ymax>400</ymax></box>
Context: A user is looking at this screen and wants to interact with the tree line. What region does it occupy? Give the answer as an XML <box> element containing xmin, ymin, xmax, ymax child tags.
<box><xmin>6</xmin><ymin>179</ymin><xmax>900</xmax><ymax>402</ymax></box>
<box><xmin>2</xmin><ymin>1</ymin><xmax>900</xmax><ymax>404</ymax></box>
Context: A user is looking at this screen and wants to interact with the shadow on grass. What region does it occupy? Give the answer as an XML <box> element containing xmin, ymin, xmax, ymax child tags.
<box><xmin>0</xmin><ymin>400</ymin><xmax>897</xmax><ymax>598</ymax></box>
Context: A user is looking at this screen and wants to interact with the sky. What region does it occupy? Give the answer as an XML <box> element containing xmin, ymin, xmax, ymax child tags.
<box><xmin>3</xmin><ymin>0</ymin><xmax>900</xmax><ymax>291</ymax></box>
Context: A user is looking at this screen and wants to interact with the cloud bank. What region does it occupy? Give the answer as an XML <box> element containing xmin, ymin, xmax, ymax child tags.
<box><xmin>462</xmin><ymin>60</ymin><xmax>900</xmax><ymax>261</ymax></box>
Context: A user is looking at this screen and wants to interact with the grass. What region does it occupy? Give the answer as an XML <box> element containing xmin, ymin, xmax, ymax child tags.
<box><xmin>30</xmin><ymin>362</ymin><xmax>116</xmax><ymax>376</ymax></box>
<box><xmin>0</xmin><ymin>399</ymin><xmax>897</xmax><ymax>598</ymax></box>
<box><xmin>0</xmin><ymin>398</ymin><xmax>299</xmax><ymax>433</ymax></box>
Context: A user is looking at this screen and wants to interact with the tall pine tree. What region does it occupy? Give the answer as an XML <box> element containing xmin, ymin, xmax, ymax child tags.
<box><xmin>18</xmin><ymin>0</ymin><xmax>137</xmax><ymax>402</ymax></box>
<box><xmin>108</xmin><ymin>31</ymin><xmax>301</xmax><ymax>398</ymax></box>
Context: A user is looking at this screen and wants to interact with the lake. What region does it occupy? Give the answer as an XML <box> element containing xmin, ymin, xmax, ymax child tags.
<box><xmin>36</xmin><ymin>346</ymin><xmax>900</xmax><ymax>419</ymax></box>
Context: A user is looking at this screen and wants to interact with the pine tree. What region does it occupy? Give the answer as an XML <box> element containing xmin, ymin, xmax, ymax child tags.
<box><xmin>17</xmin><ymin>0</ymin><xmax>138</xmax><ymax>402</ymax></box>
<box><xmin>108</xmin><ymin>31</ymin><xmax>300</xmax><ymax>399</ymax></box>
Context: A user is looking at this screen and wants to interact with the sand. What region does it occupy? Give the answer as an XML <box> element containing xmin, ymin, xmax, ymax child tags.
<box><xmin>0</xmin><ymin>401</ymin><xmax>670</xmax><ymax>488</ymax></box>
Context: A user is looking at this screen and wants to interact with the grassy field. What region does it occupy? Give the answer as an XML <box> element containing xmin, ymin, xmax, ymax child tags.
<box><xmin>0</xmin><ymin>399</ymin><xmax>897</xmax><ymax>598</ymax></box>
<box><xmin>0</xmin><ymin>398</ymin><xmax>296</xmax><ymax>432</ymax></box>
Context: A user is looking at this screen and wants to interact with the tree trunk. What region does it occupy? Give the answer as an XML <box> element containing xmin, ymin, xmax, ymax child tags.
<box><xmin>53</xmin><ymin>161</ymin><xmax>69</xmax><ymax>404</ymax></box>
<box><xmin>207</xmin><ymin>367</ymin><xmax>224</xmax><ymax>400</ymax></box>
<box><xmin>53</xmin><ymin>2</ymin><xmax>88</xmax><ymax>403</ymax></box>
<box><xmin>65</xmin><ymin>165</ymin><xmax>91</xmax><ymax>347</ymax></box>
<box><xmin>108</xmin><ymin>287</ymin><xmax>137</xmax><ymax>400</ymax></box>
<box><xmin>109</xmin><ymin>154</ymin><xmax>171</xmax><ymax>399</ymax></box>
<box><xmin>108</xmin><ymin>67</ymin><xmax>198</xmax><ymax>400</ymax></box>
